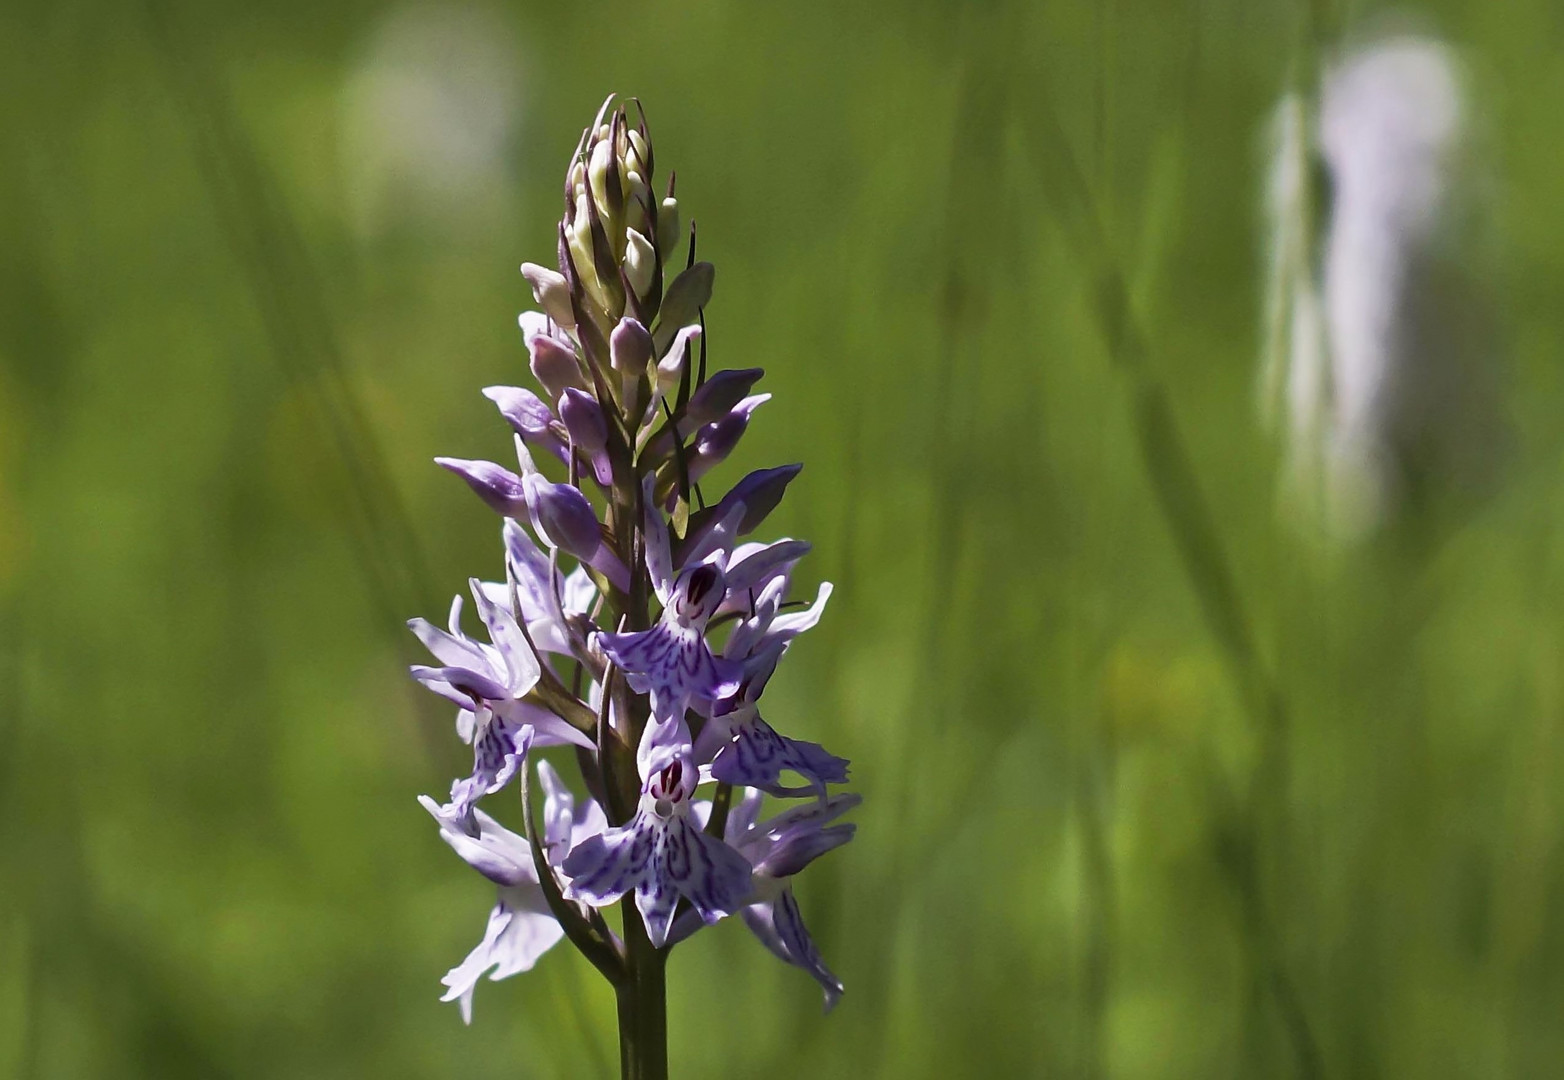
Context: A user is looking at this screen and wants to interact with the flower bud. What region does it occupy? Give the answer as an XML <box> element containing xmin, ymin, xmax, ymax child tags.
<box><xmin>523</xmin><ymin>474</ymin><xmax>602</xmax><ymax>559</ymax></box>
<box><xmin>526</xmin><ymin>331</ymin><xmax>586</xmax><ymax>401</ymax></box>
<box><xmin>657</xmin><ymin>197</ymin><xmax>680</xmax><ymax>259</ymax></box>
<box><xmin>686</xmin><ymin>367</ymin><xmax>765</xmax><ymax>427</ymax></box>
<box><xmin>588</xmin><ymin>138</ymin><xmax>615</xmax><ymax>218</ymax></box>
<box><xmin>520</xmin><ymin>263</ymin><xmax>575</xmax><ymax>329</ymax></box>
<box><xmin>559</xmin><ymin>388</ymin><xmax>608</xmax><ymax>453</ymax></box>
<box><xmin>553</xmin><ymin>99</ymin><xmax>678</xmax><ymax>331</ymax></box>
<box><xmin>689</xmin><ymin>394</ymin><xmax>769</xmax><ymax>481</ymax></box>
<box><xmin>559</xmin><ymin>388</ymin><xmax>614</xmax><ymax>487</ymax></box>
<box><xmin>483</xmin><ymin>386</ymin><xmax>567</xmax><ymax>463</ymax></box>
<box><xmin>718</xmin><ymin>464</ymin><xmax>803</xmax><ymax>535</ymax></box>
<box><xmin>656</xmin><ymin>325</ymin><xmax>700</xmax><ymax>396</ymax></box>
<box><xmin>436</xmin><ymin>456</ymin><xmax>529</xmax><ymax>518</ymax></box>
<box><xmin>610</xmin><ymin>316</ymin><xmax>654</xmax><ymax>373</ymax></box>
<box><xmin>623</xmin><ymin>228</ymin><xmax>656</xmax><ymax>300</ymax></box>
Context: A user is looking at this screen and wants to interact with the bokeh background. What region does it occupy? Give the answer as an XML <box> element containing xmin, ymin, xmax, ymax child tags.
<box><xmin>4</xmin><ymin>0</ymin><xmax>1564</xmax><ymax>1076</ymax></box>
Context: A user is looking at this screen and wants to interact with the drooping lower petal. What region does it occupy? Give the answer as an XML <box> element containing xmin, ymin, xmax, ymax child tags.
<box><xmin>743</xmin><ymin>886</ymin><xmax>843</xmax><ymax>1012</ymax></box>
<box><xmin>440</xmin><ymin>885</ymin><xmax>565</xmax><ymax>1024</ymax></box>
<box><xmin>638</xmin><ymin>816</ymin><xmax>754</xmax><ymax>946</ymax></box>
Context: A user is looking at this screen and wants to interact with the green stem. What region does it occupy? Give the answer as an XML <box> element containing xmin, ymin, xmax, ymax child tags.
<box><xmin>616</xmin><ymin>902</ymin><xmax>668</xmax><ymax>1080</ymax></box>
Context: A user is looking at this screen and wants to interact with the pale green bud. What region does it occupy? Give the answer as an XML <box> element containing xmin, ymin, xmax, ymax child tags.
<box><xmin>657</xmin><ymin>197</ymin><xmax>680</xmax><ymax>259</ymax></box>
<box><xmin>588</xmin><ymin>137</ymin><xmax>616</xmax><ymax>231</ymax></box>
<box><xmin>520</xmin><ymin>262</ymin><xmax>575</xmax><ymax>328</ymax></box>
<box><xmin>624</xmin><ymin>228</ymin><xmax>656</xmax><ymax>301</ymax></box>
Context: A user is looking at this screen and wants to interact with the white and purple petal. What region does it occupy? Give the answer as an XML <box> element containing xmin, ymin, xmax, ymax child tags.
<box><xmin>440</xmin><ymin>885</ymin><xmax>564</xmax><ymax>1024</ymax></box>
<box><xmin>740</xmin><ymin>887</ymin><xmax>843</xmax><ymax>1012</ymax></box>
<box><xmin>706</xmin><ymin>713</ymin><xmax>850</xmax><ymax>797</ymax></box>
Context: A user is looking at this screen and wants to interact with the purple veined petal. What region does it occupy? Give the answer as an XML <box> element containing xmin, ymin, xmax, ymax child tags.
<box><xmin>727</xmin><ymin>638</ymin><xmax>787</xmax><ymax>707</ymax></box>
<box><xmin>419</xmin><ymin>795</ymin><xmax>536</xmax><ymax>888</ymax></box>
<box><xmin>662</xmin><ymin>906</ymin><xmax>709</xmax><ymax>950</ymax></box>
<box><xmin>770</xmin><ymin>886</ymin><xmax>844</xmax><ymax>1012</ymax></box>
<box><xmin>641</xmin><ymin>473</ymin><xmax>673</xmax><ymax>604</ymax></box>
<box><xmin>724</xmin><ymin>539</ymin><xmax>811</xmax><ymax>597</ymax></box>
<box><xmin>440</xmin><ymin>885</ymin><xmax>565</xmax><ymax>1024</ymax></box>
<box><xmin>476</xmin><ymin>576</ymin><xmax>566</xmax><ymax>658</ymax></box>
<box><xmin>642</xmin><ymin>817</ymin><xmax>754</xmax><ymax>944</ymax></box>
<box><xmin>722</xmin><ymin>579</ymin><xmax>789</xmax><ymax>658</ymax></box>
<box><xmin>502</xmin><ymin>520</ymin><xmax>556</xmax><ymax>619</ymax></box>
<box><xmin>726</xmin><ymin>787</ymin><xmax>765</xmax><ymax>841</ymax></box>
<box><xmin>571</xmin><ymin>797</ymin><xmax>609</xmax><ymax>846</ymax></box>
<box><xmin>445</xmin><ymin>712</ymin><xmax>534</xmax><ymax>827</ymax></box>
<box><xmin>739</xmin><ymin>792</ymin><xmax>863</xmax><ymax>868</ymax></box>
<box><xmin>707</xmin><ymin>713</ymin><xmax>851</xmax><ymax>798</ymax></box>
<box><xmin>595</xmin><ymin>622</ymin><xmax>741</xmax><ymax>723</ymax></box>
<box><xmin>740</xmin><ymin>897</ymin><xmax>795</xmax><ymax>968</ymax></box>
<box><xmin>436</xmin><ymin>457</ymin><xmax>529</xmax><ymax>518</ymax></box>
<box><xmin>500</xmin><ymin>525</ymin><xmax>580</xmax><ymax>656</ymax></box>
<box><xmin>634</xmin><ymin>866</ymin><xmax>683</xmax><ymax>949</ymax></box>
<box><xmin>469</xmin><ymin>578</ymin><xmax>542</xmax><ymax>695</ymax></box>
<box><xmin>713</xmin><ymin>547</ymin><xmax>782</xmax><ymax>618</ymax></box>
<box><xmin>561</xmin><ymin>815</ymin><xmax>655</xmax><ymax>907</ymax></box>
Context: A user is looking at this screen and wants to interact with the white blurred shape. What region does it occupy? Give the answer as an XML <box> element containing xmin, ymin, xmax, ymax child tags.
<box><xmin>1262</xmin><ymin>32</ymin><xmax>1498</xmax><ymax>541</ymax></box>
<box><xmin>340</xmin><ymin>3</ymin><xmax>523</xmax><ymax>237</ymax></box>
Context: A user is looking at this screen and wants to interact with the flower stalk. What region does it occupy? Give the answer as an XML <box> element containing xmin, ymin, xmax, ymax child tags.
<box><xmin>408</xmin><ymin>96</ymin><xmax>857</xmax><ymax>1079</ymax></box>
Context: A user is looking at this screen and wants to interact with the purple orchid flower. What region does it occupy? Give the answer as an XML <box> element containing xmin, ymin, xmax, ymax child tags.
<box><xmin>499</xmin><ymin>519</ymin><xmax>599</xmax><ymax>660</ymax></box>
<box><xmin>408</xmin><ymin>580</ymin><xmax>590</xmax><ymax>826</ymax></box>
<box><xmin>594</xmin><ymin>561</ymin><xmax>742</xmax><ymax>725</ymax></box>
<box><xmin>596</xmin><ymin>477</ymin><xmax>814</xmax><ymax>724</ymax></box>
<box><xmin>695</xmin><ymin>578</ymin><xmax>848</xmax><ymax>796</ymax></box>
<box><xmin>561</xmin><ymin>738</ymin><xmax>754</xmax><ymax>948</ymax></box>
<box><xmin>420</xmin><ymin>761</ymin><xmax>606</xmax><ymax>1023</ymax></box>
<box><xmin>725</xmin><ymin>788</ymin><xmax>859</xmax><ymax>1011</ymax></box>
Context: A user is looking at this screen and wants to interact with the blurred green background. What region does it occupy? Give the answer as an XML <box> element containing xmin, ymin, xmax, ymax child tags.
<box><xmin>5</xmin><ymin>0</ymin><xmax>1564</xmax><ymax>1076</ymax></box>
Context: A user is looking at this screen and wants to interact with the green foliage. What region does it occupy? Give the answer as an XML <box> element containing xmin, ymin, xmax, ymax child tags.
<box><xmin>3</xmin><ymin>0</ymin><xmax>1563</xmax><ymax>1076</ymax></box>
